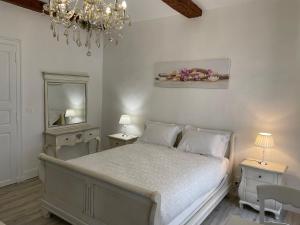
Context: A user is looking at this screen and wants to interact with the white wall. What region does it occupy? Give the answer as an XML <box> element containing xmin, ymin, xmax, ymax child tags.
<box><xmin>0</xmin><ymin>1</ymin><xmax>103</xmax><ymax>180</ymax></box>
<box><xmin>102</xmin><ymin>0</ymin><xmax>300</xmax><ymax>188</ymax></box>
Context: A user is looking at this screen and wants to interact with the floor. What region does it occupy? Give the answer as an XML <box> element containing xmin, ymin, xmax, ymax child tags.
<box><xmin>0</xmin><ymin>178</ymin><xmax>299</xmax><ymax>225</ymax></box>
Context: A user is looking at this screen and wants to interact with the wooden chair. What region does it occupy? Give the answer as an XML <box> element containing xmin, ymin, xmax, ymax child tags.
<box><xmin>226</xmin><ymin>185</ymin><xmax>300</xmax><ymax>225</ymax></box>
<box><xmin>257</xmin><ymin>185</ymin><xmax>300</xmax><ymax>225</ymax></box>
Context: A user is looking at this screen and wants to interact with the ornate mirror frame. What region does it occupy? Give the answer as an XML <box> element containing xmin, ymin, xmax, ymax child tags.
<box><xmin>43</xmin><ymin>72</ymin><xmax>89</xmax><ymax>132</ymax></box>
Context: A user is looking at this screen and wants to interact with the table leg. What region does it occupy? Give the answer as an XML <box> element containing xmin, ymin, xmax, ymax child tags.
<box><xmin>54</xmin><ymin>146</ymin><xmax>61</xmax><ymax>158</ymax></box>
<box><xmin>95</xmin><ymin>137</ymin><xmax>101</xmax><ymax>152</ymax></box>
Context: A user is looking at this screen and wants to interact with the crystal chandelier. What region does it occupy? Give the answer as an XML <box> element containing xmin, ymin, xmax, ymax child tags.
<box><xmin>43</xmin><ymin>0</ymin><xmax>130</xmax><ymax>56</ymax></box>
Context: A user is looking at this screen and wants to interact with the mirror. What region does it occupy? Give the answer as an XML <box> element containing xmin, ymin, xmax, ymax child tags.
<box><xmin>44</xmin><ymin>73</ymin><xmax>89</xmax><ymax>131</ymax></box>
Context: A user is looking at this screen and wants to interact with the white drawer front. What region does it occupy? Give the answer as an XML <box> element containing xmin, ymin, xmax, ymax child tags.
<box><xmin>245</xmin><ymin>167</ymin><xmax>276</xmax><ymax>184</ymax></box>
<box><xmin>57</xmin><ymin>134</ymin><xmax>75</xmax><ymax>146</ymax></box>
<box><xmin>84</xmin><ymin>129</ymin><xmax>99</xmax><ymax>141</ymax></box>
<box><xmin>74</xmin><ymin>132</ymin><xmax>84</xmax><ymax>143</ymax></box>
<box><xmin>245</xmin><ymin>178</ymin><xmax>269</xmax><ymax>193</ymax></box>
<box><xmin>109</xmin><ymin>139</ymin><xmax>124</xmax><ymax>148</ymax></box>
<box><xmin>245</xmin><ymin>192</ymin><xmax>275</xmax><ymax>210</ymax></box>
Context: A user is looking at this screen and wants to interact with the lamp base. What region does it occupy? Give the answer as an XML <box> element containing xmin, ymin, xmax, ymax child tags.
<box><xmin>258</xmin><ymin>161</ymin><xmax>268</xmax><ymax>166</ymax></box>
<box><xmin>121</xmin><ymin>133</ymin><xmax>128</xmax><ymax>137</ymax></box>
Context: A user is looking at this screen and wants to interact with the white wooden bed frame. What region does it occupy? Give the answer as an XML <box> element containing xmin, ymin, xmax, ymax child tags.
<box><xmin>39</xmin><ymin>134</ymin><xmax>235</xmax><ymax>225</ymax></box>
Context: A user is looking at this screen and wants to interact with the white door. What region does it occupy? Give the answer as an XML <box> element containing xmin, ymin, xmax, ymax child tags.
<box><xmin>0</xmin><ymin>39</ymin><xmax>21</xmax><ymax>187</ymax></box>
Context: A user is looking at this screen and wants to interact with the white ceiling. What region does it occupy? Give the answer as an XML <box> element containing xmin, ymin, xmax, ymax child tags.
<box><xmin>39</xmin><ymin>0</ymin><xmax>254</xmax><ymax>22</ymax></box>
<box><xmin>125</xmin><ymin>0</ymin><xmax>254</xmax><ymax>21</ymax></box>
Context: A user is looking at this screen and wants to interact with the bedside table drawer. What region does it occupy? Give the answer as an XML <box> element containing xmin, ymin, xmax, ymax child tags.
<box><xmin>245</xmin><ymin>168</ymin><xmax>276</xmax><ymax>183</ymax></box>
<box><xmin>109</xmin><ymin>139</ymin><xmax>124</xmax><ymax>148</ymax></box>
<box><xmin>245</xmin><ymin>178</ymin><xmax>268</xmax><ymax>193</ymax></box>
<box><xmin>245</xmin><ymin>192</ymin><xmax>275</xmax><ymax>209</ymax></box>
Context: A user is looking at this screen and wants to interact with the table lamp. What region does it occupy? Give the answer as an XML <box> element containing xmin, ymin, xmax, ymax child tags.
<box><xmin>119</xmin><ymin>114</ymin><xmax>131</xmax><ymax>137</ymax></box>
<box><xmin>255</xmin><ymin>132</ymin><xmax>274</xmax><ymax>165</ymax></box>
<box><xmin>65</xmin><ymin>109</ymin><xmax>76</xmax><ymax>124</ymax></box>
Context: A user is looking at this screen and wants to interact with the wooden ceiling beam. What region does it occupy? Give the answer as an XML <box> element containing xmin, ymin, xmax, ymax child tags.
<box><xmin>1</xmin><ymin>0</ymin><xmax>45</xmax><ymax>13</ymax></box>
<box><xmin>162</xmin><ymin>0</ymin><xmax>202</xmax><ymax>18</ymax></box>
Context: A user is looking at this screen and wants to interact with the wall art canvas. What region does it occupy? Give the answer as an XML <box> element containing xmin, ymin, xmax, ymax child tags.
<box><xmin>154</xmin><ymin>58</ymin><xmax>231</xmax><ymax>89</ymax></box>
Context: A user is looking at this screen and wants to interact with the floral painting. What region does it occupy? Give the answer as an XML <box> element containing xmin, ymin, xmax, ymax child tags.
<box><xmin>154</xmin><ymin>58</ymin><xmax>231</xmax><ymax>89</ymax></box>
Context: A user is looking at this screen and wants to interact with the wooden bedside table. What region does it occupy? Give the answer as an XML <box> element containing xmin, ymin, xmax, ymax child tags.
<box><xmin>107</xmin><ymin>133</ymin><xmax>138</xmax><ymax>148</ymax></box>
<box><xmin>238</xmin><ymin>159</ymin><xmax>288</xmax><ymax>219</ymax></box>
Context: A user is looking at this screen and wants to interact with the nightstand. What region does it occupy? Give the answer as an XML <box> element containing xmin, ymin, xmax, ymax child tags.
<box><xmin>107</xmin><ymin>133</ymin><xmax>138</xmax><ymax>148</ymax></box>
<box><xmin>238</xmin><ymin>159</ymin><xmax>288</xmax><ymax>219</ymax></box>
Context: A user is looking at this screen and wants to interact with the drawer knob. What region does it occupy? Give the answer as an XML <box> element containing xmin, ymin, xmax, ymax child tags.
<box><xmin>65</xmin><ymin>138</ymin><xmax>69</xmax><ymax>141</ymax></box>
<box><xmin>258</xmin><ymin>175</ymin><xmax>262</xmax><ymax>179</ymax></box>
<box><xmin>257</xmin><ymin>199</ymin><xmax>259</xmax><ymax>202</ymax></box>
<box><xmin>89</xmin><ymin>133</ymin><xmax>93</xmax><ymax>136</ymax></box>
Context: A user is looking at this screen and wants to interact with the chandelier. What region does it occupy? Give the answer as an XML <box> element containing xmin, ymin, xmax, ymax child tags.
<box><xmin>43</xmin><ymin>0</ymin><xmax>130</xmax><ymax>56</ymax></box>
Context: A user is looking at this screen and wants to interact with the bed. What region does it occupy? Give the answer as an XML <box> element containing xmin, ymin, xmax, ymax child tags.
<box><xmin>39</xmin><ymin>125</ymin><xmax>235</xmax><ymax>225</ymax></box>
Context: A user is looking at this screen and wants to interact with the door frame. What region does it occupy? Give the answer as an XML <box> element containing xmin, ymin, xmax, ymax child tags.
<box><xmin>0</xmin><ymin>36</ymin><xmax>22</xmax><ymax>184</ymax></box>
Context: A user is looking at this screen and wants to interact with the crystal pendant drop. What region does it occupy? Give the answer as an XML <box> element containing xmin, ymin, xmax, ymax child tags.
<box><xmin>72</xmin><ymin>28</ymin><xmax>76</xmax><ymax>42</ymax></box>
<box><xmin>96</xmin><ymin>39</ymin><xmax>101</xmax><ymax>48</ymax></box>
<box><xmin>64</xmin><ymin>29</ymin><xmax>69</xmax><ymax>45</ymax></box>
<box><xmin>64</xmin><ymin>29</ymin><xmax>68</xmax><ymax>37</ymax></box>
<box><xmin>56</xmin><ymin>29</ymin><xmax>60</xmax><ymax>41</ymax></box>
<box><xmin>86</xmin><ymin>32</ymin><xmax>92</xmax><ymax>56</ymax></box>
<box><xmin>44</xmin><ymin>0</ymin><xmax>131</xmax><ymax>56</ymax></box>
<box><xmin>52</xmin><ymin>24</ymin><xmax>56</xmax><ymax>38</ymax></box>
<box><xmin>76</xmin><ymin>30</ymin><xmax>82</xmax><ymax>47</ymax></box>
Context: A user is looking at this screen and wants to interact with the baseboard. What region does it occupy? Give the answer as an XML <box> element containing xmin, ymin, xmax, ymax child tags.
<box><xmin>22</xmin><ymin>168</ymin><xmax>38</xmax><ymax>181</ymax></box>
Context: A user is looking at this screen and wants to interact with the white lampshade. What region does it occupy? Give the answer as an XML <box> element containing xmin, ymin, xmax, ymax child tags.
<box><xmin>65</xmin><ymin>109</ymin><xmax>76</xmax><ymax>117</ymax></box>
<box><xmin>255</xmin><ymin>132</ymin><xmax>274</xmax><ymax>148</ymax></box>
<box><xmin>119</xmin><ymin>114</ymin><xmax>131</xmax><ymax>125</ymax></box>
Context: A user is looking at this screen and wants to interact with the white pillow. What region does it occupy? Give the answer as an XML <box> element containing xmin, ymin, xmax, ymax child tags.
<box><xmin>184</xmin><ymin>125</ymin><xmax>231</xmax><ymax>151</ymax></box>
<box><xmin>138</xmin><ymin>121</ymin><xmax>182</xmax><ymax>148</ymax></box>
<box><xmin>178</xmin><ymin>129</ymin><xmax>231</xmax><ymax>158</ymax></box>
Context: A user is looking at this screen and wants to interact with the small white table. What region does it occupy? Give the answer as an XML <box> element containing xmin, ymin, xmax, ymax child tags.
<box><xmin>238</xmin><ymin>159</ymin><xmax>288</xmax><ymax>219</ymax></box>
<box><xmin>107</xmin><ymin>133</ymin><xmax>138</xmax><ymax>148</ymax></box>
<box><xmin>44</xmin><ymin>125</ymin><xmax>101</xmax><ymax>158</ymax></box>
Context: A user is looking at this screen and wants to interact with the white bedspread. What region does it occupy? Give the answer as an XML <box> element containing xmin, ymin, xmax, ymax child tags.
<box><xmin>67</xmin><ymin>143</ymin><xmax>228</xmax><ymax>225</ymax></box>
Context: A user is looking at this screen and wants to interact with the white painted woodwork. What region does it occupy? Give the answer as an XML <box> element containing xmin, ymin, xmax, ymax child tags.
<box><xmin>0</xmin><ymin>38</ymin><xmax>21</xmax><ymax>187</ymax></box>
<box><xmin>43</xmin><ymin>72</ymin><xmax>89</xmax><ymax>132</ymax></box>
<box><xmin>258</xmin><ymin>185</ymin><xmax>300</xmax><ymax>225</ymax></box>
<box><xmin>238</xmin><ymin>159</ymin><xmax>288</xmax><ymax>219</ymax></box>
<box><xmin>44</xmin><ymin>125</ymin><xmax>101</xmax><ymax>158</ymax></box>
<box><xmin>107</xmin><ymin>133</ymin><xmax>138</xmax><ymax>148</ymax></box>
<box><xmin>39</xmin><ymin>133</ymin><xmax>235</xmax><ymax>225</ymax></box>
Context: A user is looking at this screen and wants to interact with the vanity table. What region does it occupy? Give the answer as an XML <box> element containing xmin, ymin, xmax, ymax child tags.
<box><xmin>43</xmin><ymin>72</ymin><xmax>100</xmax><ymax>158</ymax></box>
<box><xmin>44</xmin><ymin>125</ymin><xmax>100</xmax><ymax>158</ymax></box>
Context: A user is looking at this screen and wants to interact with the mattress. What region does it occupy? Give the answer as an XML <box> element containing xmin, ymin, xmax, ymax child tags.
<box><xmin>67</xmin><ymin>143</ymin><xmax>229</xmax><ymax>225</ymax></box>
<box><xmin>167</xmin><ymin>174</ymin><xmax>228</xmax><ymax>225</ymax></box>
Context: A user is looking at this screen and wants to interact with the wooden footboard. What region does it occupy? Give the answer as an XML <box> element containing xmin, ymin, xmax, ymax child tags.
<box><xmin>39</xmin><ymin>153</ymin><xmax>161</xmax><ymax>225</ymax></box>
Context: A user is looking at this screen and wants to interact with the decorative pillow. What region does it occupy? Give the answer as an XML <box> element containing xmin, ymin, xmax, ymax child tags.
<box><xmin>138</xmin><ymin>121</ymin><xmax>182</xmax><ymax>148</ymax></box>
<box><xmin>178</xmin><ymin>127</ymin><xmax>231</xmax><ymax>158</ymax></box>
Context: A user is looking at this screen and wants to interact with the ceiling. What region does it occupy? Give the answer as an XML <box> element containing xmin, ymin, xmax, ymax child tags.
<box><xmin>124</xmin><ymin>0</ymin><xmax>254</xmax><ymax>21</ymax></box>
<box><xmin>39</xmin><ymin>0</ymin><xmax>254</xmax><ymax>22</ymax></box>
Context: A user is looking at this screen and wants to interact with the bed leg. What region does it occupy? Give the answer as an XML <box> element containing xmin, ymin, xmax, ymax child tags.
<box><xmin>41</xmin><ymin>208</ymin><xmax>51</xmax><ymax>218</ymax></box>
<box><xmin>239</xmin><ymin>202</ymin><xmax>244</xmax><ymax>209</ymax></box>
